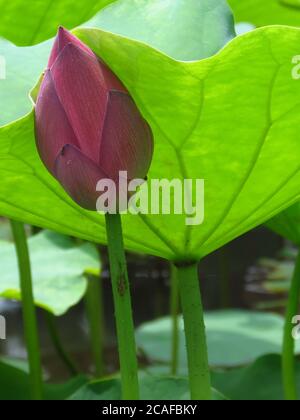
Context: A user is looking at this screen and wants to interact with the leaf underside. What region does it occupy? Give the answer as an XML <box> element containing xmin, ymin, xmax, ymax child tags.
<box><xmin>1</xmin><ymin>26</ymin><xmax>300</xmax><ymax>260</ymax></box>
<box><xmin>86</xmin><ymin>0</ymin><xmax>236</xmax><ymax>61</ymax></box>
<box><xmin>0</xmin><ymin>0</ymin><xmax>116</xmax><ymax>46</ymax></box>
<box><xmin>267</xmin><ymin>202</ymin><xmax>300</xmax><ymax>246</ymax></box>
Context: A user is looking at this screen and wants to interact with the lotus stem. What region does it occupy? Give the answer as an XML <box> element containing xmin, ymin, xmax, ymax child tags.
<box><xmin>10</xmin><ymin>220</ymin><xmax>43</xmax><ymax>400</ymax></box>
<box><xmin>170</xmin><ymin>263</ymin><xmax>180</xmax><ymax>376</ymax></box>
<box><xmin>282</xmin><ymin>249</ymin><xmax>300</xmax><ymax>400</ymax></box>
<box><xmin>177</xmin><ymin>261</ymin><xmax>211</xmax><ymax>400</ymax></box>
<box><xmin>105</xmin><ymin>213</ymin><xmax>139</xmax><ymax>400</ymax></box>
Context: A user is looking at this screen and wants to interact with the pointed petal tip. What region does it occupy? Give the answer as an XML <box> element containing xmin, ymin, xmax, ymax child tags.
<box><xmin>49</xmin><ymin>26</ymin><xmax>94</xmax><ymax>67</ymax></box>
<box><xmin>57</xmin><ymin>26</ymin><xmax>70</xmax><ymax>46</ymax></box>
<box><xmin>57</xmin><ymin>25</ymin><xmax>68</xmax><ymax>34</ymax></box>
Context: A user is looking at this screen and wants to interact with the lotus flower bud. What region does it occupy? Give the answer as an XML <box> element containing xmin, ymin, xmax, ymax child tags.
<box><xmin>34</xmin><ymin>27</ymin><xmax>153</xmax><ymax>210</ymax></box>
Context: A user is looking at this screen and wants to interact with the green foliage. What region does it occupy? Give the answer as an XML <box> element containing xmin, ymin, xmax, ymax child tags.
<box><xmin>229</xmin><ymin>0</ymin><xmax>300</xmax><ymax>27</ymax></box>
<box><xmin>211</xmin><ymin>354</ymin><xmax>300</xmax><ymax>400</ymax></box>
<box><xmin>87</xmin><ymin>0</ymin><xmax>236</xmax><ymax>61</ymax></box>
<box><xmin>267</xmin><ymin>202</ymin><xmax>300</xmax><ymax>246</ymax></box>
<box><xmin>0</xmin><ymin>230</ymin><xmax>99</xmax><ymax>315</ymax></box>
<box><xmin>0</xmin><ymin>358</ymin><xmax>87</xmax><ymax>400</ymax></box>
<box><xmin>136</xmin><ymin>310</ymin><xmax>300</xmax><ymax>370</ymax></box>
<box><xmin>0</xmin><ymin>0</ymin><xmax>235</xmax><ymax>127</ymax></box>
<box><xmin>0</xmin><ymin>39</ymin><xmax>51</xmax><ymax>126</ymax></box>
<box><xmin>1</xmin><ymin>26</ymin><xmax>300</xmax><ymax>260</ymax></box>
<box><xmin>0</xmin><ymin>1</ymin><xmax>300</xmax><ymax>401</ymax></box>
<box><xmin>0</xmin><ymin>0</ymin><xmax>116</xmax><ymax>45</ymax></box>
<box><xmin>69</xmin><ymin>374</ymin><xmax>227</xmax><ymax>400</ymax></box>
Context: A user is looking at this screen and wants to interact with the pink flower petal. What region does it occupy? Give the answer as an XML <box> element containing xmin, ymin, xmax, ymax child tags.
<box><xmin>98</xmin><ymin>58</ymin><xmax>127</xmax><ymax>93</ymax></box>
<box><xmin>99</xmin><ymin>90</ymin><xmax>153</xmax><ymax>180</ymax></box>
<box><xmin>50</xmin><ymin>43</ymin><xmax>108</xmax><ymax>163</ymax></box>
<box><xmin>35</xmin><ymin>70</ymin><xmax>79</xmax><ymax>175</ymax></box>
<box><xmin>54</xmin><ymin>144</ymin><xmax>108</xmax><ymax>210</ymax></box>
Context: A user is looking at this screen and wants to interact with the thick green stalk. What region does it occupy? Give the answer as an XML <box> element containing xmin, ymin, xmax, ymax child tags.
<box><xmin>170</xmin><ymin>263</ymin><xmax>180</xmax><ymax>376</ymax></box>
<box><xmin>10</xmin><ymin>220</ymin><xmax>43</xmax><ymax>400</ymax></box>
<box><xmin>282</xmin><ymin>250</ymin><xmax>300</xmax><ymax>401</ymax></box>
<box><xmin>105</xmin><ymin>213</ymin><xmax>139</xmax><ymax>400</ymax></box>
<box><xmin>84</xmin><ymin>276</ymin><xmax>105</xmax><ymax>377</ymax></box>
<box><xmin>45</xmin><ymin>311</ymin><xmax>78</xmax><ymax>377</ymax></box>
<box><xmin>177</xmin><ymin>262</ymin><xmax>211</xmax><ymax>400</ymax></box>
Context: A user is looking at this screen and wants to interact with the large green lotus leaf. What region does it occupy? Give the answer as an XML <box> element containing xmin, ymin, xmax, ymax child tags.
<box><xmin>229</xmin><ymin>0</ymin><xmax>300</xmax><ymax>27</ymax></box>
<box><xmin>1</xmin><ymin>27</ymin><xmax>300</xmax><ymax>260</ymax></box>
<box><xmin>69</xmin><ymin>374</ymin><xmax>226</xmax><ymax>400</ymax></box>
<box><xmin>0</xmin><ymin>39</ymin><xmax>51</xmax><ymax>126</ymax></box>
<box><xmin>86</xmin><ymin>0</ymin><xmax>236</xmax><ymax>61</ymax></box>
<box><xmin>148</xmin><ymin>354</ymin><xmax>300</xmax><ymax>400</ymax></box>
<box><xmin>0</xmin><ymin>0</ymin><xmax>235</xmax><ymax>127</ymax></box>
<box><xmin>0</xmin><ymin>358</ymin><xmax>87</xmax><ymax>400</ymax></box>
<box><xmin>0</xmin><ymin>0</ymin><xmax>115</xmax><ymax>46</ymax></box>
<box><xmin>267</xmin><ymin>202</ymin><xmax>300</xmax><ymax>246</ymax></box>
<box><xmin>136</xmin><ymin>311</ymin><xmax>300</xmax><ymax>369</ymax></box>
<box><xmin>0</xmin><ymin>230</ymin><xmax>99</xmax><ymax>315</ymax></box>
<box><xmin>211</xmin><ymin>354</ymin><xmax>300</xmax><ymax>400</ymax></box>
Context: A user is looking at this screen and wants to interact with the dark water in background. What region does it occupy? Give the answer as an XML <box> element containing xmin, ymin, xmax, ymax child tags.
<box><xmin>0</xmin><ymin>226</ymin><xmax>284</xmax><ymax>381</ymax></box>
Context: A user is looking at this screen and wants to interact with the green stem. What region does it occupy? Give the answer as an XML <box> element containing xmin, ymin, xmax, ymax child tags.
<box><xmin>170</xmin><ymin>263</ymin><xmax>179</xmax><ymax>376</ymax></box>
<box><xmin>105</xmin><ymin>213</ymin><xmax>139</xmax><ymax>400</ymax></box>
<box><xmin>10</xmin><ymin>220</ymin><xmax>43</xmax><ymax>400</ymax></box>
<box><xmin>282</xmin><ymin>249</ymin><xmax>300</xmax><ymax>401</ymax></box>
<box><xmin>84</xmin><ymin>276</ymin><xmax>105</xmax><ymax>377</ymax></box>
<box><xmin>44</xmin><ymin>311</ymin><xmax>78</xmax><ymax>377</ymax></box>
<box><xmin>177</xmin><ymin>262</ymin><xmax>211</xmax><ymax>400</ymax></box>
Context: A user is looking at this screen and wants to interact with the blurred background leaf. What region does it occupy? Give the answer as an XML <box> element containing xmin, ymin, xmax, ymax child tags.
<box><xmin>69</xmin><ymin>374</ymin><xmax>227</xmax><ymax>400</ymax></box>
<box><xmin>0</xmin><ymin>357</ymin><xmax>87</xmax><ymax>400</ymax></box>
<box><xmin>0</xmin><ymin>39</ymin><xmax>51</xmax><ymax>126</ymax></box>
<box><xmin>136</xmin><ymin>310</ymin><xmax>300</xmax><ymax>370</ymax></box>
<box><xmin>0</xmin><ymin>230</ymin><xmax>99</xmax><ymax>315</ymax></box>
<box><xmin>86</xmin><ymin>0</ymin><xmax>236</xmax><ymax>61</ymax></box>
<box><xmin>211</xmin><ymin>354</ymin><xmax>300</xmax><ymax>400</ymax></box>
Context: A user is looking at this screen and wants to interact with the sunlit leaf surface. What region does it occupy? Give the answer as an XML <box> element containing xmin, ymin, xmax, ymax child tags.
<box><xmin>0</xmin><ymin>0</ymin><xmax>115</xmax><ymax>45</ymax></box>
<box><xmin>1</xmin><ymin>26</ymin><xmax>300</xmax><ymax>260</ymax></box>
<box><xmin>87</xmin><ymin>0</ymin><xmax>235</xmax><ymax>61</ymax></box>
<box><xmin>0</xmin><ymin>0</ymin><xmax>235</xmax><ymax>127</ymax></box>
<box><xmin>229</xmin><ymin>0</ymin><xmax>300</xmax><ymax>27</ymax></box>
